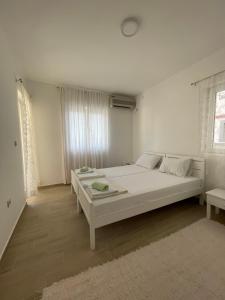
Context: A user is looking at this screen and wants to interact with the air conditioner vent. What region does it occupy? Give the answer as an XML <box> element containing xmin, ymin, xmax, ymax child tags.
<box><xmin>110</xmin><ymin>94</ymin><xmax>136</xmax><ymax>110</ymax></box>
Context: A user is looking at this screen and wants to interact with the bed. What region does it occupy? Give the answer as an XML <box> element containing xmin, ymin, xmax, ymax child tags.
<box><xmin>71</xmin><ymin>152</ymin><xmax>164</xmax><ymax>193</ymax></box>
<box><xmin>97</xmin><ymin>164</ymin><xmax>153</xmax><ymax>178</ymax></box>
<box><xmin>95</xmin><ymin>151</ymin><xmax>165</xmax><ymax>178</ymax></box>
<box><xmin>71</xmin><ymin>153</ymin><xmax>205</xmax><ymax>249</ymax></box>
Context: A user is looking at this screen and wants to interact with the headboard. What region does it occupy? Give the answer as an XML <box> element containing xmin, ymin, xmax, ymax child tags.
<box><xmin>165</xmin><ymin>153</ymin><xmax>205</xmax><ymax>182</ymax></box>
<box><xmin>144</xmin><ymin>151</ymin><xmax>165</xmax><ymax>158</ymax></box>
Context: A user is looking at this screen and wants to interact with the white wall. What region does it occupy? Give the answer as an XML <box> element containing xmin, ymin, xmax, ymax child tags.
<box><xmin>108</xmin><ymin>107</ymin><xmax>133</xmax><ymax>166</ymax></box>
<box><xmin>0</xmin><ymin>28</ymin><xmax>25</xmax><ymax>258</ymax></box>
<box><xmin>26</xmin><ymin>80</ymin><xmax>133</xmax><ymax>186</ymax></box>
<box><xmin>133</xmin><ymin>46</ymin><xmax>225</xmax><ymax>190</ymax></box>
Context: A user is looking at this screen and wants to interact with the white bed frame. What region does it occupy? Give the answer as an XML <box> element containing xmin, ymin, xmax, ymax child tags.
<box><xmin>71</xmin><ymin>153</ymin><xmax>205</xmax><ymax>250</ymax></box>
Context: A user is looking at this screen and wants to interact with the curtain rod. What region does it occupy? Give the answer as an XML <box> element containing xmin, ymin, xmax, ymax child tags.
<box><xmin>191</xmin><ymin>69</ymin><xmax>225</xmax><ymax>86</ymax></box>
<box><xmin>57</xmin><ymin>84</ymin><xmax>109</xmax><ymax>95</ymax></box>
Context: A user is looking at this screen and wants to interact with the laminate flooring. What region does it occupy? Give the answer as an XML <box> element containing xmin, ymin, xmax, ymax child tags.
<box><xmin>1</xmin><ymin>185</ymin><xmax>223</xmax><ymax>300</ymax></box>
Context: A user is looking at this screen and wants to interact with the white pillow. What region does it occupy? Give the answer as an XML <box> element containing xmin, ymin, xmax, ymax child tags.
<box><xmin>136</xmin><ymin>154</ymin><xmax>161</xmax><ymax>169</ymax></box>
<box><xmin>159</xmin><ymin>157</ymin><xmax>192</xmax><ymax>177</ymax></box>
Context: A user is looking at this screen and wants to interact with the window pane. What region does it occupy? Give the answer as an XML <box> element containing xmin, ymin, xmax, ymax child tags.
<box><xmin>213</xmin><ymin>90</ymin><xmax>225</xmax><ymax>144</ymax></box>
<box><xmin>90</xmin><ymin>113</ymin><xmax>108</xmax><ymax>151</ymax></box>
<box><xmin>69</xmin><ymin>111</ymin><xmax>108</xmax><ymax>153</ymax></box>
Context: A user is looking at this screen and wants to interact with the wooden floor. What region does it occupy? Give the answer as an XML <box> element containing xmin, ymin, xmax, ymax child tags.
<box><xmin>0</xmin><ymin>185</ymin><xmax>224</xmax><ymax>300</ymax></box>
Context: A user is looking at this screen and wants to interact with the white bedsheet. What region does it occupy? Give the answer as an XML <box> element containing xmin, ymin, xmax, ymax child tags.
<box><xmin>98</xmin><ymin>164</ymin><xmax>149</xmax><ymax>178</ymax></box>
<box><xmin>92</xmin><ymin>170</ymin><xmax>203</xmax><ymax>217</ymax></box>
<box><xmin>110</xmin><ymin>170</ymin><xmax>202</xmax><ymax>195</ymax></box>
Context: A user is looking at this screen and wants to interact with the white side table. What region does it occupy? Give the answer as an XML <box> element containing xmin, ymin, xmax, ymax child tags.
<box><xmin>206</xmin><ymin>188</ymin><xmax>225</xmax><ymax>219</ymax></box>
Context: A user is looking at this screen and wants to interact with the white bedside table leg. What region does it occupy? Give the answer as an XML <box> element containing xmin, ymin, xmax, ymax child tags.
<box><xmin>215</xmin><ymin>207</ymin><xmax>220</xmax><ymax>215</ymax></box>
<box><xmin>207</xmin><ymin>203</ymin><xmax>211</xmax><ymax>219</ymax></box>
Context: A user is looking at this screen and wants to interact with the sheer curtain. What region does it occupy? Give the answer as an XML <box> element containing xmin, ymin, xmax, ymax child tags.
<box><xmin>17</xmin><ymin>82</ymin><xmax>38</xmax><ymax>197</ymax></box>
<box><xmin>199</xmin><ymin>71</ymin><xmax>225</xmax><ymax>154</ymax></box>
<box><xmin>60</xmin><ymin>87</ymin><xmax>109</xmax><ymax>183</ymax></box>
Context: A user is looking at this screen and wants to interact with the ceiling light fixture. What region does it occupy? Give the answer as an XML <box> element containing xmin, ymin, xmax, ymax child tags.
<box><xmin>121</xmin><ymin>17</ymin><xmax>140</xmax><ymax>38</ymax></box>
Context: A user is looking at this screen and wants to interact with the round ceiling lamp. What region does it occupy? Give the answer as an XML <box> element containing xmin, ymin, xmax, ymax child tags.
<box><xmin>121</xmin><ymin>17</ymin><xmax>140</xmax><ymax>37</ymax></box>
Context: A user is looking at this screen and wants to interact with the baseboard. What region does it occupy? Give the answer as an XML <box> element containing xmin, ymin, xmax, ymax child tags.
<box><xmin>38</xmin><ymin>183</ymin><xmax>67</xmax><ymax>189</ymax></box>
<box><xmin>0</xmin><ymin>201</ymin><xmax>27</xmax><ymax>261</ymax></box>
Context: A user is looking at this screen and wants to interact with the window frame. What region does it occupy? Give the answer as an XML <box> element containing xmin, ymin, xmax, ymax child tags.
<box><xmin>212</xmin><ymin>88</ymin><xmax>225</xmax><ymax>150</ymax></box>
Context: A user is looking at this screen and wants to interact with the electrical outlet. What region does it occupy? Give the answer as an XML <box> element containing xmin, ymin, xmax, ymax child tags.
<box><xmin>7</xmin><ymin>199</ymin><xmax>12</xmax><ymax>208</ymax></box>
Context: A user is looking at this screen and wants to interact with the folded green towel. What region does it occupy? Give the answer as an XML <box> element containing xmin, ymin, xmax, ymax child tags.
<box><xmin>80</xmin><ymin>166</ymin><xmax>89</xmax><ymax>173</ymax></box>
<box><xmin>91</xmin><ymin>182</ymin><xmax>109</xmax><ymax>191</ymax></box>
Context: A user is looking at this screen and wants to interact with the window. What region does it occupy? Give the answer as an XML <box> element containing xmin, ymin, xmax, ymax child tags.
<box><xmin>69</xmin><ymin>110</ymin><xmax>108</xmax><ymax>153</ymax></box>
<box><xmin>213</xmin><ymin>90</ymin><xmax>225</xmax><ymax>148</ymax></box>
<box><xmin>60</xmin><ymin>87</ymin><xmax>109</xmax><ymax>182</ymax></box>
<box><xmin>199</xmin><ymin>72</ymin><xmax>225</xmax><ymax>154</ymax></box>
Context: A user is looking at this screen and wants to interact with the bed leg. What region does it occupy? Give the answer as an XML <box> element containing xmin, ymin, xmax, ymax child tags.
<box><xmin>77</xmin><ymin>198</ymin><xmax>82</xmax><ymax>214</ymax></box>
<box><xmin>90</xmin><ymin>226</ymin><xmax>95</xmax><ymax>250</ymax></box>
<box><xmin>199</xmin><ymin>193</ymin><xmax>205</xmax><ymax>206</ymax></box>
<box><xmin>71</xmin><ymin>184</ymin><xmax>74</xmax><ymax>194</ymax></box>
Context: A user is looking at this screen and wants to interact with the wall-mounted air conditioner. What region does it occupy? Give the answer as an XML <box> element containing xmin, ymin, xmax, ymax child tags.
<box><xmin>110</xmin><ymin>94</ymin><xmax>136</xmax><ymax>110</ymax></box>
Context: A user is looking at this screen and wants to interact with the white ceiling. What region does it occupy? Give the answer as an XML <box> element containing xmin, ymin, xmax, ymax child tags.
<box><xmin>1</xmin><ymin>0</ymin><xmax>225</xmax><ymax>94</ymax></box>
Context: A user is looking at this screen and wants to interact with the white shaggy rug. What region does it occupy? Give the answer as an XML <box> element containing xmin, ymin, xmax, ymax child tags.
<box><xmin>42</xmin><ymin>219</ymin><xmax>225</xmax><ymax>300</ymax></box>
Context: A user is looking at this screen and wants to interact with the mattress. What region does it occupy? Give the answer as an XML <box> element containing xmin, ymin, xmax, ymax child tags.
<box><xmin>98</xmin><ymin>164</ymin><xmax>149</xmax><ymax>178</ymax></box>
<box><xmin>91</xmin><ymin>170</ymin><xmax>203</xmax><ymax>217</ymax></box>
<box><xmin>110</xmin><ymin>170</ymin><xmax>202</xmax><ymax>195</ymax></box>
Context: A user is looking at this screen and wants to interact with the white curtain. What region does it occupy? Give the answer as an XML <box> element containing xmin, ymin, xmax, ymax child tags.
<box><xmin>17</xmin><ymin>82</ymin><xmax>38</xmax><ymax>197</ymax></box>
<box><xmin>60</xmin><ymin>87</ymin><xmax>109</xmax><ymax>183</ymax></box>
<box><xmin>199</xmin><ymin>71</ymin><xmax>225</xmax><ymax>154</ymax></box>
